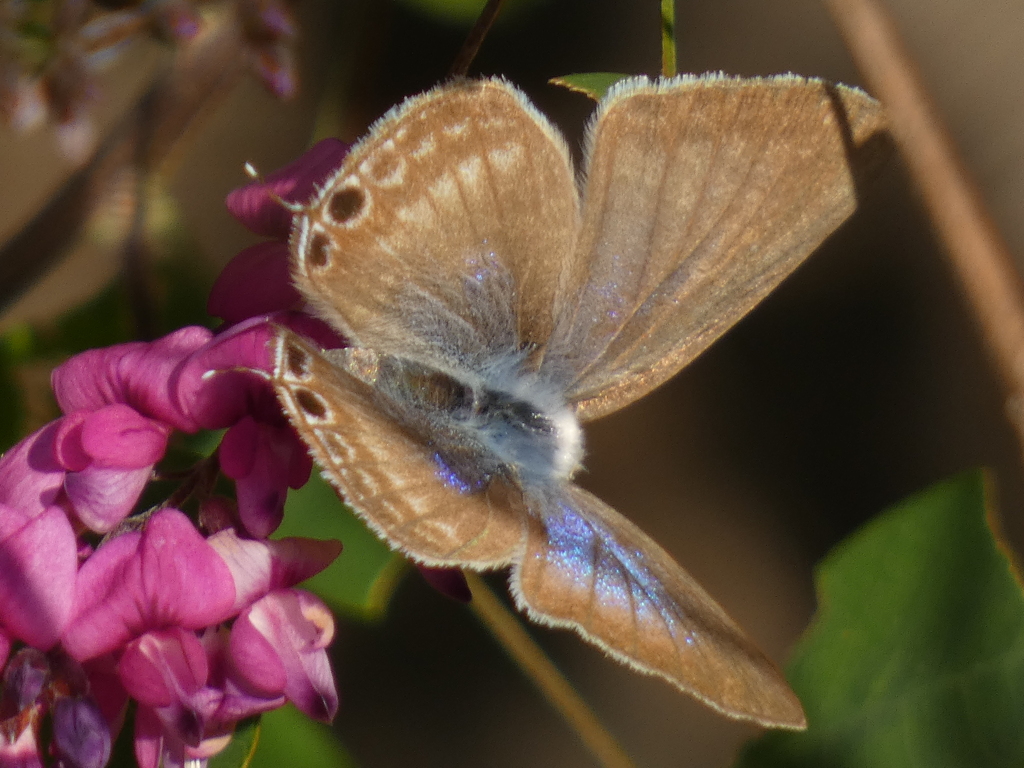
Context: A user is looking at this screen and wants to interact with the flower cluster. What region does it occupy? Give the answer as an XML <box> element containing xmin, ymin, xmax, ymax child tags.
<box><xmin>0</xmin><ymin>307</ymin><xmax>341</xmax><ymax>764</ymax></box>
<box><xmin>0</xmin><ymin>131</ymin><xmax>479</xmax><ymax>768</ymax></box>
<box><xmin>1</xmin><ymin>0</ymin><xmax>299</xmax><ymax>159</ymax></box>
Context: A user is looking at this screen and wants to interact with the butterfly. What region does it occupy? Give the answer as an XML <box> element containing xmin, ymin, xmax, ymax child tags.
<box><xmin>268</xmin><ymin>74</ymin><xmax>886</xmax><ymax>729</ymax></box>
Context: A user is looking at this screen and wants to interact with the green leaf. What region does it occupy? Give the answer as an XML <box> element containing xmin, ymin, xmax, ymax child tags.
<box><xmin>248</xmin><ymin>706</ymin><xmax>356</xmax><ymax>768</ymax></box>
<box><xmin>105</xmin><ymin>703</ymin><xmax>139</xmax><ymax>768</ymax></box>
<box><xmin>549</xmin><ymin>72</ymin><xmax>631</xmax><ymax>101</ymax></box>
<box><xmin>739</xmin><ymin>471</ymin><xmax>1024</xmax><ymax>768</ymax></box>
<box><xmin>209</xmin><ymin>717</ymin><xmax>261</xmax><ymax>768</ymax></box>
<box><xmin>277</xmin><ymin>471</ymin><xmax>403</xmax><ymax>620</ymax></box>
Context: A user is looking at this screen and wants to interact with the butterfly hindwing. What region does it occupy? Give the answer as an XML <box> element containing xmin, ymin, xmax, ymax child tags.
<box><xmin>549</xmin><ymin>75</ymin><xmax>887</xmax><ymax>420</ymax></box>
<box><xmin>512</xmin><ymin>483</ymin><xmax>806</xmax><ymax>728</ymax></box>
<box><xmin>271</xmin><ymin>329</ymin><xmax>527</xmax><ymax>568</ymax></box>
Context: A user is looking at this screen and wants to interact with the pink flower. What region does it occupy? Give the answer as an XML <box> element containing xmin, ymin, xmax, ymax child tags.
<box><xmin>226</xmin><ymin>138</ymin><xmax>349</xmax><ymax>239</ymax></box>
<box><xmin>55</xmin><ymin>508</ymin><xmax>341</xmax><ymax>766</ymax></box>
<box><xmin>51</xmin><ymin>323</ymin><xmax>276</xmax><ymax>434</ymax></box>
<box><xmin>62</xmin><ymin>509</ymin><xmax>237</xmax><ymax>662</ymax></box>
<box><xmin>52</xmin><ymin>696</ymin><xmax>112</xmax><ymax>768</ymax></box>
<box><xmin>125</xmin><ymin>628</ymin><xmax>269</xmax><ymax>768</ymax></box>
<box><xmin>206</xmin><ymin>527</ymin><xmax>341</xmax><ymax>613</ymax></box>
<box><xmin>230</xmin><ymin>590</ymin><xmax>338</xmax><ymax>721</ymax></box>
<box><xmin>47</xmin><ymin>318</ymin><xmax>317</xmax><ymax>536</ymax></box>
<box><xmin>219</xmin><ymin>416</ymin><xmax>312</xmax><ymax>538</ymax></box>
<box><xmin>0</xmin><ymin>423</ymin><xmax>80</xmax><ymax>649</ymax></box>
<box><xmin>0</xmin><ymin>503</ymin><xmax>78</xmax><ymax>650</ymax></box>
<box><xmin>78</xmin><ymin>519</ymin><xmax>342</xmax><ymax>767</ymax></box>
<box><xmin>52</xmin><ymin>326</ymin><xmax>215</xmax><ymax>432</ymax></box>
<box><xmin>0</xmin><ymin>421</ymin><xmax>66</xmax><ymax>517</ymax></box>
<box><xmin>54</xmin><ymin>405</ymin><xmax>170</xmax><ymax>533</ymax></box>
<box><xmin>0</xmin><ymin>649</ymin><xmax>113</xmax><ymax>768</ymax></box>
<box><xmin>209</xmin><ymin>138</ymin><xmax>350</xmax><ymax>326</ymax></box>
<box><xmin>0</xmin><ymin>134</ymin><xmax>360</xmax><ymax>768</ymax></box>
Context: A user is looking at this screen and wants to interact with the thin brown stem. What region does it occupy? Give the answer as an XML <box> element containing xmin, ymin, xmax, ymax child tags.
<box><xmin>159</xmin><ymin>453</ymin><xmax>221</xmax><ymax>512</ymax></box>
<box><xmin>464</xmin><ymin>572</ymin><xmax>638</xmax><ymax>768</ymax></box>
<box><xmin>824</xmin><ymin>0</ymin><xmax>1024</xmax><ymax>456</ymax></box>
<box><xmin>447</xmin><ymin>0</ymin><xmax>506</xmax><ymax>78</ymax></box>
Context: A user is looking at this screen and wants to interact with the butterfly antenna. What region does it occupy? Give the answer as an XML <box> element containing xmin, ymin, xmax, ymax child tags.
<box><xmin>448</xmin><ymin>0</ymin><xmax>507</xmax><ymax>78</ymax></box>
<box><xmin>243</xmin><ymin>162</ymin><xmax>305</xmax><ymax>214</ymax></box>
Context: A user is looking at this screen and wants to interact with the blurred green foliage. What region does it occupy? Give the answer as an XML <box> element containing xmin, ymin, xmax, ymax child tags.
<box><xmin>393</xmin><ymin>0</ymin><xmax>543</xmax><ymax>25</ymax></box>
<box><xmin>247</xmin><ymin>705</ymin><xmax>357</xmax><ymax>768</ymax></box>
<box><xmin>276</xmin><ymin>470</ymin><xmax>404</xmax><ymax>620</ymax></box>
<box><xmin>739</xmin><ymin>471</ymin><xmax>1024</xmax><ymax>768</ymax></box>
<box><xmin>0</xmin><ymin>251</ymin><xmax>213</xmax><ymax>449</ymax></box>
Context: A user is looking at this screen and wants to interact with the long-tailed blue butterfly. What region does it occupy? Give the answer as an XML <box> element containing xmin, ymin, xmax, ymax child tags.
<box><xmin>268</xmin><ymin>75</ymin><xmax>886</xmax><ymax>728</ymax></box>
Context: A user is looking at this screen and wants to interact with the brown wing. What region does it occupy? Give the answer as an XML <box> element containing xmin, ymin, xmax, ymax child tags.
<box><xmin>271</xmin><ymin>328</ymin><xmax>527</xmax><ymax>567</ymax></box>
<box><xmin>512</xmin><ymin>483</ymin><xmax>805</xmax><ymax>729</ymax></box>
<box><xmin>291</xmin><ymin>78</ymin><xmax>579</xmax><ymax>371</ymax></box>
<box><xmin>546</xmin><ymin>74</ymin><xmax>887</xmax><ymax>421</ymax></box>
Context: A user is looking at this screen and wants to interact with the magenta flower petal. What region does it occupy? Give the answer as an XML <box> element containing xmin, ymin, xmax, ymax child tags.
<box><xmin>225</xmin><ymin>138</ymin><xmax>349</xmax><ymax>238</ymax></box>
<box><xmin>174</xmin><ymin>319</ymin><xmax>281</xmax><ymax>430</ymax></box>
<box><xmin>230</xmin><ymin>590</ymin><xmax>337</xmax><ymax>721</ymax></box>
<box><xmin>128</xmin><ymin>631</ymin><xmax>246</xmax><ymax>766</ymax></box>
<box><xmin>83</xmin><ymin>655</ymin><xmax>129</xmax><ymax>732</ymax></box>
<box><xmin>132</xmin><ymin>705</ymin><xmax>164</xmax><ymax>768</ymax></box>
<box><xmin>64</xmin><ymin>465</ymin><xmax>153</xmax><ymax>533</ymax></box>
<box><xmin>226</xmin><ymin>618</ymin><xmax>286</xmax><ymax>698</ymax></box>
<box><xmin>207</xmin><ymin>241</ymin><xmax>300</xmax><ymax>324</ymax></box>
<box><xmin>276</xmin><ymin>310</ymin><xmax>348</xmax><ymax>351</ymax></box>
<box><xmin>218</xmin><ymin>417</ymin><xmax>258</xmax><ymax>478</ymax></box>
<box><xmin>3</xmin><ymin>647</ymin><xmax>48</xmax><ymax>709</ymax></box>
<box><xmin>207</xmin><ymin>529</ymin><xmax>341</xmax><ymax>611</ymax></box>
<box><xmin>288</xmin><ymin>439</ymin><xmax>313</xmax><ymax>489</ymax></box>
<box><xmin>117</xmin><ymin>628</ymin><xmax>208</xmax><ymax>708</ymax></box>
<box><xmin>0</xmin><ymin>505</ymin><xmax>77</xmax><ymax>649</ymax></box>
<box><xmin>0</xmin><ymin>421</ymin><xmax>66</xmax><ymax>516</ymax></box>
<box><xmin>417</xmin><ymin>566</ymin><xmax>472</xmax><ymax>603</ymax></box>
<box><xmin>0</xmin><ymin>719</ymin><xmax>43</xmax><ymax>766</ymax></box>
<box><xmin>52</xmin><ymin>696</ymin><xmax>112</xmax><ymax>768</ymax></box>
<box><xmin>79</xmin><ymin>405</ymin><xmax>169</xmax><ymax>469</ymax></box>
<box><xmin>62</xmin><ymin>510</ymin><xmax>236</xmax><ymax>660</ymax></box>
<box><xmin>219</xmin><ymin>418</ymin><xmax>311</xmax><ymax>538</ymax></box>
<box><xmin>52</xmin><ymin>327</ymin><xmax>214</xmax><ymax>431</ymax></box>
<box><xmin>0</xmin><ymin>628</ymin><xmax>11</xmax><ymax>667</ymax></box>
<box><xmin>54</xmin><ymin>413</ymin><xmax>90</xmax><ymax>472</ymax></box>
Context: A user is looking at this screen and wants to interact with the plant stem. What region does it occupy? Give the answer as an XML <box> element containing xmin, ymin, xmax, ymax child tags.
<box><xmin>661</xmin><ymin>0</ymin><xmax>676</xmax><ymax>77</ymax></box>
<box><xmin>448</xmin><ymin>0</ymin><xmax>506</xmax><ymax>78</ymax></box>
<box><xmin>825</xmin><ymin>0</ymin><xmax>1024</xmax><ymax>459</ymax></box>
<box><xmin>464</xmin><ymin>572</ymin><xmax>638</xmax><ymax>768</ymax></box>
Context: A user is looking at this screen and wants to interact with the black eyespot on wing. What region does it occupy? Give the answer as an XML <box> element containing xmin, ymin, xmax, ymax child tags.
<box><xmin>328</xmin><ymin>187</ymin><xmax>365</xmax><ymax>224</ymax></box>
<box><xmin>295</xmin><ymin>389</ymin><xmax>328</xmax><ymax>419</ymax></box>
<box><xmin>308</xmin><ymin>232</ymin><xmax>331</xmax><ymax>268</ymax></box>
<box><xmin>285</xmin><ymin>344</ymin><xmax>310</xmax><ymax>378</ymax></box>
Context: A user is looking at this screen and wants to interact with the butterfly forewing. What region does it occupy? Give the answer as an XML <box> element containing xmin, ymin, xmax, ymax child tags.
<box><xmin>513</xmin><ymin>484</ymin><xmax>805</xmax><ymax>728</ymax></box>
<box><xmin>549</xmin><ymin>75</ymin><xmax>887</xmax><ymax>420</ymax></box>
<box><xmin>291</xmin><ymin>79</ymin><xmax>579</xmax><ymax>372</ymax></box>
<box><xmin>271</xmin><ymin>329</ymin><xmax>527</xmax><ymax>567</ymax></box>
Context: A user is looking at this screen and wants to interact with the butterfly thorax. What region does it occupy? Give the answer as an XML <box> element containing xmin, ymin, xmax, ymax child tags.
<box><xmin>337</xmin><ymin>347</ymin><xmax>583</xmax><ymax>494</ymax></box>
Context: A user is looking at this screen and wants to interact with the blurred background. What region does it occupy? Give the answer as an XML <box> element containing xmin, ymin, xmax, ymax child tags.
<box><xmin>1</xmin><ymin>0</ymin><xmax>1022</xmax><ymax>766</ymax></box>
